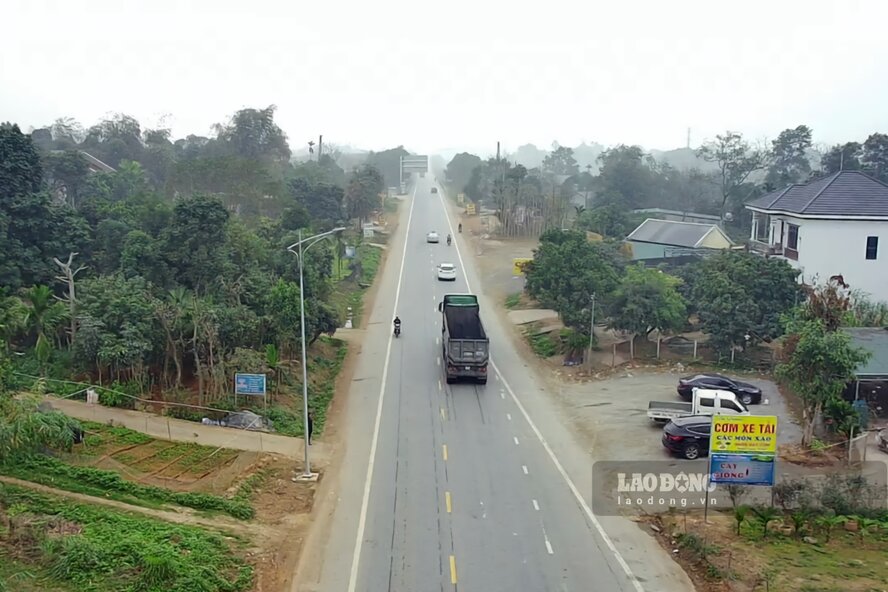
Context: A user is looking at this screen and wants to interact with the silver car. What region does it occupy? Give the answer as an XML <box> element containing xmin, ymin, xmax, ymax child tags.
<box><xmin>427</xmin><ymin>231</ymin><xmax>440</xmax><ymax>243</ymax></box>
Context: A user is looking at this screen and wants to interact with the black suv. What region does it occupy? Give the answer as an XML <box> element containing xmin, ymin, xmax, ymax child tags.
<box><xmin>677</xmin><ymin>373</ymin><xmax>762</xmax><ymax>405</ymax></box>
<box><xmin>662</xmin><ymin>416</ymin><xmax>711</xmax><ymax>460</ymax></box>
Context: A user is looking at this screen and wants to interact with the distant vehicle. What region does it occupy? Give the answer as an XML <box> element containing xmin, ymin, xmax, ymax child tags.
<box><xmin>647</xmin><ymin>388</ymin><xmax>749</xmax><ymax>423</ymax></box>
<box><xmin>437</xmin><ymin>263</ymin><xmax>457</xmax><ymax>281</ymax></box>
<box><xmin>427</xmin><ymin>231</ymin><xmax>440</xmax><ymax>243</ymax></box>
<box><xmin>431</xmin><ymin>187</ymin><xmax>438</xmax><ymax>194</ymax></box>
<box><xmin>677</xmin><ymin>373</ymin><xmax>762</xmax><ymax>405</ymax></box>
<box><xmin>662</xmin><ymin>416</ymin><xmax>712</xmax><ymax>460</ymax></box>
<box><xmin>439</xmin><ymin>294</ymin><xmax>489</xmax><ymax>384</ymax></box>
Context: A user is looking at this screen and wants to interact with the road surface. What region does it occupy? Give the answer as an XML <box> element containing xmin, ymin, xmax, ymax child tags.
<box><xmin>295</xmin><ymin>178</ymin><xmax>693</xmax><ymax>592</ymax></box>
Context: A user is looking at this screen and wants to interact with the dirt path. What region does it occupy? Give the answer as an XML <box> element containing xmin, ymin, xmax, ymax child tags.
<box><xmin>0</xmin><ymin>475</ymin><xmax>273</xmax><ymax>540</ymax></box>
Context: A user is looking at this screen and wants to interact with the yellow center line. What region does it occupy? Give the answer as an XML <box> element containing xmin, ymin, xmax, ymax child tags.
<box><xmin>445</xmin><ymin>491</ymin><xmax>452</xmax><ymax>513</ymax></box>
<box><xmin>449</xmin><ymin>555</ymin><xmax>457</xmax><ymax>584</ymax></box>
<box><xmin>442</xmin><ymin>444</ymin><xmax>448</xmax><ymax>461</ymax></box>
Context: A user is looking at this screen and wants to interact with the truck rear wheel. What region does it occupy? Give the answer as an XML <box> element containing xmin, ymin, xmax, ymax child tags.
<box><xmin>477</xmin><ymin>378</ymin><xmax>487</xmax><ymax>385</ymax></box>
<box><xmin>446</xmin><ymin>376</ymin><xmax>455</xmax><ymax>384</ymax></box>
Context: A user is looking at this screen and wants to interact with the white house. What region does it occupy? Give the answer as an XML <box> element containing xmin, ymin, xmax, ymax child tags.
<box><xmin>745</xmin><ymin>171</ymin><xmax>888</xmax><ymax>302</ymax></box>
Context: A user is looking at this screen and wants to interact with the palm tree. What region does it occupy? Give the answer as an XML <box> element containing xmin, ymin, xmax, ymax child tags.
<box><xmin>0</xmin><ymin>294</ymin><xmax>28</xmax><ymax>352</ymax></box>
<box><xmin>23</xmin><ymin>285</ymin><xmax>67</xmax><ymax>346</ymax></box>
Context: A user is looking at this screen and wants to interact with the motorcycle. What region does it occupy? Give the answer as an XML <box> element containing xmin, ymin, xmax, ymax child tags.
<box><xmin>394</xmin><ymin>324</ymin><xmax>401</xmax><ymax>338</ymax></box>
<box><xmin>447</xmin><ymin>235</ymin><xmax>452</xmax><ymax>246</ymax></box>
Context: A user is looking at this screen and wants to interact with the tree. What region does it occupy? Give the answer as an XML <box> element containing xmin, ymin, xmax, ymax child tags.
<box><xmin>0</xmin><ymin>122</ymin><xmax>44</xmax><ymax>200</ymax></box>
<box><xmin>681</xmin><ymin>251</ymin><xmax>801</xmax><ymax>354</ymax></box>
<box><xmin>524</xmin><ymin>230</ymin><xmax>624</xmax><ymax>330</ymax></box>
<box><xmin>365</xmin><ymin>146</ymin><xmax>409</xmax><ymax>187</ymax></box>
<box><xmin>861</xmin><ymin>133</ymin><xmax>888</xmax><ymax>182</ymax></box>
<box><xmin>596</xmin><ymin>145</ymin><xmax>656</xmax><ymax>209</ymax></box>
<box><xmin>697</xmin><ymin>131</ymin><xmax>767</xmax><ymax>217</ymax></box>
<box><xmin>445</xmin><ymin>152</ymin><xmax>483</xmax><ymax>193</ymax></box>
<box><xmin>542</xmin><ymin>146</ymin><xmax>579</xmax><ymax>176</ymax></box>
<box><xmin>777</xmin><ymin>318</ymin><xmax>869</xmax><ymax>447</ymax></box>
<box><xmin>765</xmin><ymin>125</ymin><xmax>813</xmax><ymax>187</ymax></box>
<box><xmin>43</xmin><ymin>150</ymin><xmax>90</xmax><ymax>207</ymax></box>
<box><xmin>609</xmin><ymin>265</ymin><xmax>687</xmax><ymax>345</ymax></box>
<box><xmin>214</xmin><ymin>105</ymin><xmax>291</xmax><ymax>166</ymax></box>
<box><xmin>345</xmin><ymin>164</ymin><xmax>384</xmax><ymax>223</ymax></box>
<box><xmin>161</xmin><ymin>194</ymin><xmax>231</xmax><ymax>292</ymax></box>
<box><xmin>820</xmin><ymin>142</ymin><xmax>862</xmax><ymax>175</ymax></box>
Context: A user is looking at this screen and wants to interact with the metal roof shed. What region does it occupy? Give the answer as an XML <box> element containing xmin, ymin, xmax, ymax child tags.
<box><xmin>844</xmin><ymin>327</ymin><xmax>888</xmax><ymax>401</ymax></box>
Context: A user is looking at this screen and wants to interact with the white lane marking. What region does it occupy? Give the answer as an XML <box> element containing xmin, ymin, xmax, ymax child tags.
<box><xmin>500</xmin><ymin>392</ymin><xmax>505</xmax><ymax>399</ymax></box>
<box><xmin>522</xmin><ymin>465</ymin><xmax>528</xmax><ymax>474</ymax></box>
<box><xmin>436</xmin><ymin>337</ymin><xmax>439</xmax><ymax>345</ymax></box>
<box><xmin>532</xmin><ymin>499</ymin><xmax>540</xmax><ymax>511</ymax></box>
<box><xmin>437</xmin><ymin>358</ymin><xmax>441</xmax><ymax>366</ymax></box>
<box><xmin>513</xmin><ymin>436</ymin><xmax>520</xmax><ymax>446</ymax></box>
<box><xmin>347</xmin><ymin>185</ymin><xmax>417</xmax><ymax>592</ymax></box>
<box><xmin>438</xmin><ymin>379</ymin><xmax>442</xmax><ymax>391</ymax></box>
<box><xmin>506</xmin><ymin>413</ymin><xmax>512</xmax><ymax>421</ymax></box>
<box><xmin>544</xmin><ymin>534</ymin><xmax>554</xmax><ymax>555</ymax></box>
<box><xmin>437</xmin><ymin>189</ymin><xmax>645</xmax><ymax>592</ymax></box>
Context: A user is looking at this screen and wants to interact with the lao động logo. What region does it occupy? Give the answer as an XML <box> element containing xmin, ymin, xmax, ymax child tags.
<box><xmin>617</xmin><ymin>471</ymin><xmax>717</xmax><ymax>494</ymax></box>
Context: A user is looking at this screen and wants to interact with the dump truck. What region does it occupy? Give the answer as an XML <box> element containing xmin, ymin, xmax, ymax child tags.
<box><xmin>438</xmin><ymin>294</ymin><xmax>489</xmax><ymax>384</ymax></box>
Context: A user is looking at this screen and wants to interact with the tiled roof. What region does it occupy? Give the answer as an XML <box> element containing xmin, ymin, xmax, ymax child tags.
<box><xmin>625</xmin><ymin>218</ymin><xmax>732</xmax><ymax>248</ymax></box>
<box><xmin>746</xmin><ymin>171</ymin><xmax>888</xmax><ymax>217</ymax></box>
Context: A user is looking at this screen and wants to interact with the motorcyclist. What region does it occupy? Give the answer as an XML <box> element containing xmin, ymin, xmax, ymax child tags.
<box><xmin>393</xmin><ymin>316</ymin><xmax>401</xmax><ymax>334</ymax></box>
<box><xmin>446</xmin><ymin>234</ymin><xmax>452</xmax><ymax>245</ymax></box>
<box><xmin>458</xmin><ymin>223</ymin><xmax>462</xmax><ymax>233</ymax></box>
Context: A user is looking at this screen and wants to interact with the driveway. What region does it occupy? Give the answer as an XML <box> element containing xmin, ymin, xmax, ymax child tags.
<box><xmin>549</xmin><ymin>369</ymin><xmax>803</xmax><ymax>462</ymax></box>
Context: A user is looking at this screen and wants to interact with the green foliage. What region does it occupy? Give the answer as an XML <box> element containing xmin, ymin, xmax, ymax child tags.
<box><xmin>749</xmin><ymin>505</ymin><xmax>781</xmax><ymax>538</ymax></box>
<box><xmin>524</xmin><ymin>229</ymin><xmax>624</xmax><ymax>330</ymax></box>
<box><xmin>776</xmin><ymin>318</ymin><xmax>869</xmax><ymax>446</ymax></box>
<box><xmin>681</xmin><ymin>250</ymin><xmax>801</xmax><ymax>354</ymax></box>
<box><xmin>527</xmin><ymin>331</ymin><xmax>558</xmax><ymax>358</ymax></box>
<box><xmin>504</xmin><ymin>293</ymin><xmax>521</xmax><ymax>309</ymax></box>
<box><xmin>345</xmin><ymin>164</ymin><xmax>384</xmax><ymax>221</ymax></box>
<box><xmin>0</xmin><ymin>455</ymin><xmax>254</xmax><ymax>519</ymax></box>
<box><xmin>608</xmin><ymin>265</ymin><xmax>687</xmax><ymax>339</ymax></box>
<box><xmin>0</xmin><ymin>484</ymin><xmax>253</xmax><ymax>591</ymax></box>
<box><xmin>445</xmin><ymin>152</ymin><xmax>483</xmax><ymax>192</ymax></box>
<box><xmin>575</xmin><ymin>204</ymin><xmax>646</xmax><ymax>239</ymax></box>
<box><xmin>0</xmin><ymin>396</ymin><xmax>82</xmax><ymax>461</ymax></box>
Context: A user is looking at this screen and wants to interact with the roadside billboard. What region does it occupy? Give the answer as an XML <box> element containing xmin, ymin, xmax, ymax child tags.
<box><xmin>709</xmin><ymin>415</ymin><xmax>778</xmax><ymax>487</ymax></box>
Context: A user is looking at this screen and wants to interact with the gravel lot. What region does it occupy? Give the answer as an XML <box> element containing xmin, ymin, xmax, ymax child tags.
<box><xmin>551</xmin><ymin>368</ymin><xmax>803</xmax><ymax>462</ymax></box>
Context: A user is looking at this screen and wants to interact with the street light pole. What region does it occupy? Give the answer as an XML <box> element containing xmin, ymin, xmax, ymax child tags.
<box><xmin>287</xmin><ymin>226</ymin><xmax>346</xmax><ymax>479</ymax></box>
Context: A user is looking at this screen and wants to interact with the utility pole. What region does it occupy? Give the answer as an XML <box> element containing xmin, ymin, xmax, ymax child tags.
<box><xmin>686</xmin><ymin>128</ymin><xmax>691</xmax><ymax>149</ymax></box>
<box><xmin>587</xmin><ymin>293</ymin><xmax>596</xmax><ymax>366</ymax></box>
<box><xmin>318</xmin><ymin>135</ymin><xmax>323</xmax><ymax>160</ymax></box>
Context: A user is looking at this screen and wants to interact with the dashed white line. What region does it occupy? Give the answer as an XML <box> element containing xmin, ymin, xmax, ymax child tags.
<box><xmin>436</xmin><ymin>337</ymin><xmax>440</xmax><ymax>345</ymax></box>
<box><xmin>438</xmin><ymin>189</ymin><xmax>645</xmax><ymax>592</ymax></box>
<box><xmin>544</xmin><ymin>537</ymin><xmax>554</xmax><ymax>555</ymax></box>
<box><xmin>438</xmin><ymin>379</ymin><xmax>442</xmax><ymax>391</ymax></box>
<box><xmin>522</xmin><ymin>465</ymin><xmax>528</xmax><ymax>474</ymax></box>
<box><xmin>506</xmin><ymin>413</ymin><xmax>512</xmax><ymax>421</ymax></box>
<box><xmin>532</xmin><ymin>499</ymin><xmax>540</xmax><ymax>511</ymax></box>
<box><xmin>437</xmin><ymin>358</ymin><xmax>441</xmax><ymax>366</ymax></box>
<box><xmin>513</xmin><ymin>436</ymin><xmax>520</xmax><ymax>446</ymax></box>
<box><xmin>500</xmin><ymin>392</ymin><xmax>505</xmax><ymax>399</ymax></box>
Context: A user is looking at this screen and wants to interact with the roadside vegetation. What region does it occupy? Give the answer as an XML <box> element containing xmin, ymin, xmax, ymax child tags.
<box><xmin>0</xmin><ymin>484</ymin><xmax>253</xmax><ymax>592</ymax></box>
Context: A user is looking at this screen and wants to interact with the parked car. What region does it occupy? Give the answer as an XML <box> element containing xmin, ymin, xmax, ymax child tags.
<box><xmin>431</xmin><ymin>187</ymin><xmax>438</xmax><ymax>194</ymax></box>
<box><xmin>677</xmin><ymin>373</ymin><xmax>763</xmax><ymax>405</ymax></box>
<box><xmin>427</xmin><ymin>231</ymin><xmax>440</xmax><ymax>243</ymax></box>
<box><xmin>437</xmin><ymin>262</ymin><xmax>457</xmax><ymax>281</ymax></box>
<box><xmin>648</xmin><ymin>388</ymin><xmax>749</xmax><ymax>423</ymax></box>
<box><xmin>662</xmin><ymin>415</ymin><xmax>712</xmax><ymax>460</ymax></box>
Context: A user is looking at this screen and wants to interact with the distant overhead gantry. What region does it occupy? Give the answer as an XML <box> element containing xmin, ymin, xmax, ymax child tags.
<box><xmin>400</xmin><ymin>155</ymin><xmax>428</xmax><ymax>182</ymax></box>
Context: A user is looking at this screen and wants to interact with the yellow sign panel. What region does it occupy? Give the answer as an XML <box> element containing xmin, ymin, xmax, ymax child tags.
<box><xmin>457</xmin><ymin>193</ymin><xmax>466</xmax><ymax>205</ymax></box>
<box><xmin>466</xmin><ymin>203</ymin><xmax>476</xmax><ymax>215</ymax></box>
<box><xmin>710</xmin><ymin>415</ymin><xmax>778</xmax><ymax>454</ymax></box>
<box><xmin>513</xmin><ymin>258</ymin><xmax>532</xmax><ymax>276</ymax></box>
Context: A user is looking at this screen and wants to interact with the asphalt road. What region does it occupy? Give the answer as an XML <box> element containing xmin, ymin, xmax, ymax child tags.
<box><xmin>298</xmin><ymin>178</ymin><xmax>693</xmax><ymax>592</ymax></box>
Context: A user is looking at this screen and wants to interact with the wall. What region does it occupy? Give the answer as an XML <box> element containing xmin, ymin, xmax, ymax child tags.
<box><xmin>771</xmin><ymin>216</ymin><xmax>888</xmax><ymax>302</ymax></box>
<box><xmin>627</xmin><ymin>241</ymin><xmax>667</xmax><ymax>260</ymax></box>
<box><xmin>697</xmin><ymin>229</ymin><xmax>732</xmax><ymax>249</ymax></box>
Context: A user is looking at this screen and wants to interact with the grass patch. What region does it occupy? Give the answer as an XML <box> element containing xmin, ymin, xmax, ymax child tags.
<box><xmin>0</xmin><ymin>484</ymin><xmax>253</xmax><ymax>592</ymax></box>
<box><xmin>504</xmin><ymin>293</ymin><xmax>521</xmax><ymax>309</ymax></box>
<box><xmin>526</xmin><ymin>330</ymin><xmax>558</xmax><ymax>358</ymax></box>
<box><xmin>0</xmin><ymin>554</ymin><xmax>73</xmax><ymax>591</ymax></box>
<box><xmin>384</xmin><ymin>196</ymin><xmax>399</xmax><ymax>213</ymax></box>
<box><xmin>264</xmin><ymin>336</ymin><xmax>347</xmax><ymax>438</ymax></box>
<box><xmin>0</xmin><ymin>455</ymin><xmax>254</xmax><ymax>520</ymax></box>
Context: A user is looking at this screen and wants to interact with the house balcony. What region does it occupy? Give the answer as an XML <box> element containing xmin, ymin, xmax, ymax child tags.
<box><xmin>747</xmin><ymin>240</ymin><xmax>798</xmax><ymax>261</ymax></box>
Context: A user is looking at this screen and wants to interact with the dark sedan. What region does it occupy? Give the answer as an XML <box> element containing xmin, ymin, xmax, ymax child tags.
<box><xmin>677</xmin><ymin>373</ymin><xmax>762</xmax><ymax>405</ymax></box>
<box><xmin>662</xmin><ymin>416</ymin><xmax>711</xmax><ymax>460</ymax></box>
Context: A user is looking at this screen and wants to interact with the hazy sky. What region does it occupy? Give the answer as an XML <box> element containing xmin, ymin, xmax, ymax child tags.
<box><xmin>4</xmin><ymin>0</ymin><xmax>888</xmax><ymax>157</ymax></box>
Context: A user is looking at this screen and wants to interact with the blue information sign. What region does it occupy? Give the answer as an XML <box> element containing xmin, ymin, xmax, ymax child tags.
<box><xmin>234</xmin><ymin>373</ymin><xmax>266</xmax><ymax>396</ymax></box>
<box><xmin>709</xmin><ymin>453</ymin><xmax>775</xmax><ymax>486</ymax></box>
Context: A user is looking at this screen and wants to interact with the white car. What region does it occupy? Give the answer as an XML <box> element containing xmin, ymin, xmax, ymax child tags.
<box><xmin>427</xmin><ymin>231</ymin><xmax>440</xmax><ymax>243</ymax></box>
<box><xmin>437</xmin><ymin>263</ymin><xmax>457</xmax><ymax>281</ymax></box>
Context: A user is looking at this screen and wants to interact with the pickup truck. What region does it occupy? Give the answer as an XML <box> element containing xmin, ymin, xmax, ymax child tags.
<box><xmin>647</xmin><ymin>388</ymin><xmax>749</xmax><ymax>423</ymax></box>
